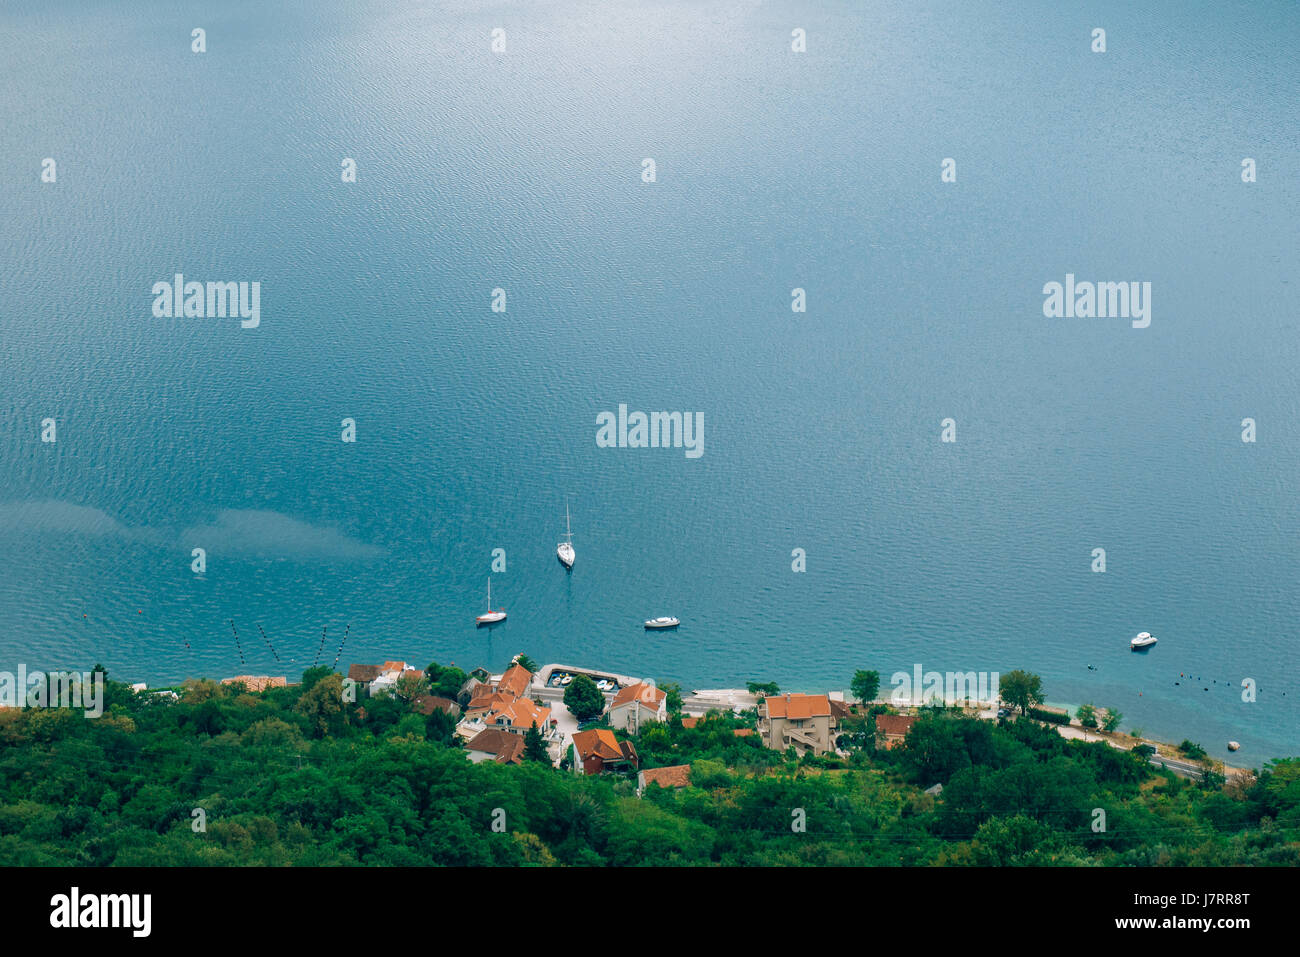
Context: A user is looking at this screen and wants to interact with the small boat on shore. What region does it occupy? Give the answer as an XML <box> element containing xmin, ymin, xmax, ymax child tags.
<box><xmin>644</xmin><ymin>617</ymin><xmax>679</xmax><ymax>630</ymax></box>
<box><xmin>476</xmin><ymin>578</ymin><xmax>506</xmax><ymax>626</ymax></box>
<box><xmin>1130</xmin><ymin>631</ymin><xmax>1157</xmax><ymax>650</ymax></box>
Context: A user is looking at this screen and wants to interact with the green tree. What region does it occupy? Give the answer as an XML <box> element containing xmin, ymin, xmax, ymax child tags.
<box><xmin>1076</xmin><ymin>703</ymin><xmax>1098</xmax><ymax>728</ymax></box>
<box><xmin>295</xmin><ymin>672</ymin><xmax>347</xmax><ymax>737</ymax></box>
<box><xmin>969</xmin><ymin>814</ymin><xmax>1057</xmax><ymax>866</ymax></box>
<box><xmin>394</xmin><ymin>670</ymin><xmax>430</xmax><ymax>702</ymax></box>
<box><xmin>1101</xmin><ymin>708</ymin><xmax>1122</xmax><ymax>733</ymax></box>
<box><xmin>424</xmin><ymin>661</ymin><xmax>469</xmax><ymax>699</ymax></box>
<box><xmin>660</xmin><ymin>681</ymin><xmax>683</xmax><ymax>716</ymax></box>
<box><xmin>1179</xmin><ymin>740</ymin><xmax>1208</xmax><ymax>761</ymax></box>
<box><xmin>514</xmin><ymin>654</ymin><xmax>539</xmax><ymax>673</ymax></box>
<box><xmin>1254</xmin><ymin>758</ymin><xmax>1300</xmax><ymax>825</ymax></box>
<box><xmin>300</xmin><ymin>666</ymin><xmax>334</xmax><ymax>692</ymax></box>
<box><xmin>746</xmin><ymin>681</ymin><xmax>780</xmax><ymax>697</ymax></box>
<box><xmin>564</xmin><ymin>674</ymin><xmax>606</xmax><ymax>722</ymax></box>
<box><xmin>900</xmin><ymin>716</ymin><xmax>970</xmax><ymax>785</ymax></box>
<box><xmin>999</xmin><ymin>670</ymin><xmax>1044</xmax><ymax>716</ymax></box>
<box><xmin>523</xmin><ymin>722</ymin><xmax>549</xmax><ymax>762</ymax></box>
<box><xmin>424</xmin><ymin>707</ymin><xmax>457</xmax><ymax>745</ymax></box>
<box><xmin>851</xmin><ymin>670</ymin><xmax>880</xmax><ymax>705</ymax></box>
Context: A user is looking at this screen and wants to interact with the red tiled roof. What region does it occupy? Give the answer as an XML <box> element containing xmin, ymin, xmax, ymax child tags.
<box><xmin>764</xmin><ymin>693</ymin><xmax>831</xmax><ymax>719</ymax></box>
<box><xmin>467</xmin><ymin>728</ymin><xmax>525</xmax><ymax>764</ymax></box>
<box><xmin>466</xmin><ymin>691</ymin><xmax>515</xmax><ymax>715</ymax></box>
<box><xmin>413</xmin><ymin>695</ymin><xmax>459</xmax><ymax>716</ymax></box>
<box><xmin>497</xmin><ymin>663</ymin><xmax>533</xmax><ymax>698</ymax></box>
<box><xmin>573</xmin><ymin>728</ymin><xmax>623</xmax><ymax>761</ymax></box>
<box><xmin>680</xmin><ymin>716</ymin><xmax>700</xmax><ymax>729</ymax></box>
<box><xmin>220</xmin><ymin>675</ymin><xmax>286</xmax><ymax>692</ymax></box>
<box><xmin>612</xmin><ymin>682</ymin><xmax>666</xmax><ymax>709</ymax></box>
<box><xmin>875</xmin><ymin>714</ymin><xmax>917</xmax><ymax>737</ymax></box>
<box><xmin>573</xmin><ymin>729</ymin><xmax>638</xmax><ymax>764</ymax></box>
<box><xmin>641</xmin><ymin>765</ymin><xmax>691</xmax><ymax>789</ymax></box>
<box><xmin>492</xmin><ymin>697</ymin><xmax>550</xmax><ymax>731</ymax></box>
<box><xmin>347</xmin><ymin>664</ymin><xmax>383</xmax><ymax>682</ymax></box>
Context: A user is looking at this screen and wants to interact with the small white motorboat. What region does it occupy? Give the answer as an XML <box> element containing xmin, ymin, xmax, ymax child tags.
<box><xmin>1130</xmin><ymin>631</ymin><xmax>1157</xmax><ymax>650</ymax></box>
<box><xmin>557</xmin><ymin>502</ymin><xmax>575</xmax><ymax>569</ymax></box>
<box><xmin>644</xmin><ymin>617</ymin><xmax>680</xmax><ymax>629</ymax></box>
<box><xmin>475</xmin><ymin>577</ymin><xmax>506</xmax><ymax>626</ymax></box>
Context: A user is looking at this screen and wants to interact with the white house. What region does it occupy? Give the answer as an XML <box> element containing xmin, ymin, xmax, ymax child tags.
<box><xmin>369</xmin><ymin>661</ymin><xmax>414</xmax><ymax>695</ymax></box>
<box><xmin>607</xmin><ymin>682</ymin><xmax>668</xmax><ymax>733</ymax></box>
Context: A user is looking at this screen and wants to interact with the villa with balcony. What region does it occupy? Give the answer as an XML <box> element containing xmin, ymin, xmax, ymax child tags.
<box><xmin>757</xmin><ymin>692</ymin><xmax>839</xmax><ymax>756</ymax></box>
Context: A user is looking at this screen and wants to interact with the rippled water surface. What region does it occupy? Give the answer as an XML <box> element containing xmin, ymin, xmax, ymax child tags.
<box><xmin>2</xmin><ymin>0</ymin><xmax>1298</xmax><ymax>760</ymax></box>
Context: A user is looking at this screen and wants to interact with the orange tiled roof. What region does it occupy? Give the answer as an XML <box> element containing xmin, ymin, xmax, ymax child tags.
<box><xmin>764</xmin><ymin>693</ymin><xmax>831</xmax><ymax>719</ymax></box>
<box><xmin>573</xmin><ymin>728</ymin><xmax>621</xmax><ymax>760</ymax></box>
<box><xmin>466</xmin><ymin>691</ymin><xmax>515</xmax><ymax>714</ymax></box>
<box><xmin>496</xmin><ymin>663</ymin><xmax>533</xmax><ymax>698</ymax></box>
<box><xmin>733</xmin><ymin>728</ymin><xmax>754</xmax><ymax>737</ymax></box>
<box><xmin>572</xmin><ymin>728</ymin><xmax>637</xmax><ymax>764</ymax></box>
<box><xmin>875</xmin><ymin>714</ymin><xmax>917</xmax><ymax>737</ymax></box>
<box><xmin>612</xmin><ymin>682</ymin><xmax>666</xmax><ymax>709</ymax></box>
<box><xmin>382</xmin><ymin>661</ymin><xmax>407</xmax><ymax>673</ymax></box>
<box><xmin>493</xmin><ymin>697</ymin><xmax>550</xmax><ymax>730</ymax></box>
<box><xmin>680</xmin><ymin>716</ymin><xmax>700</xmax><ymax>729</ymax></box>
<box><xmin>641</xmin><ymin>765</ymin><xmax>691</xmax><ymax>789</ymax></box>
<box><xmin>220</xmin><ymin>675</ymin><xmax>287</xmax><ymax>692</ymax></box>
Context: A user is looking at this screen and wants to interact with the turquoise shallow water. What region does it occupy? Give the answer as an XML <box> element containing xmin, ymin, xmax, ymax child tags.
<box><xmin>1</xmin><ymin>0</ymin><xmax>1298</xmax><ymax>761</ymax></box>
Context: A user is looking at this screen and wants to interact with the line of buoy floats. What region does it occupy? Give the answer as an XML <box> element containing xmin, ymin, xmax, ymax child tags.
<box><xmin>258</xmin><ymin>624</ymin><xmax>280</xmax><ymax>662</ymax></box>
<box><xmin>331</xmin><ymin>624</ymin><xmax>350</xmax><ymax>669</ymax></box>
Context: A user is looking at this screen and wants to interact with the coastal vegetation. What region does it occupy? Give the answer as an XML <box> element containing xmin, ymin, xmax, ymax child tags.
<box><xmin>1180</xmin><ymin>740</ymin><xmax>1209</xmax><ymax>761</ymax></box>
<box><xmin>850</xmin><ymin>670</ymin><xmax>880</xmax><ymax>705</ymax></box>
<box><xmin>562</xmin><ymin>674</ymin><xmax>606</xmax><ymax>722</ymax></box>
<box><xmin>999</xmin><ymin>670</ymin><xmax>1045</xmax><ymax>715</ymax></box>
<box><xmin>0</xmin><ymin>668</ymin><xmax>1295</xmax><ymax>866</ymax></box>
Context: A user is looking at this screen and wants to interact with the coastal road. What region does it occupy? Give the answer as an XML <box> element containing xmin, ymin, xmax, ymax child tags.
<box><xmin>1145</xmin><ymin>753</ymin><xmax>1206</xmax><ymax>780</ymax></box>
<box><xmin>1049</xmin><ymin>722</ymin><xmax>1213</xmax><ymax>781</ymax></box>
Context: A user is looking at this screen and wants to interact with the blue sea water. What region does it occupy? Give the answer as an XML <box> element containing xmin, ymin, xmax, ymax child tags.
<box><xmin>2</xmin><ymin>0</ymin><xmax>1297</xmax><ymax>762</ymax></box>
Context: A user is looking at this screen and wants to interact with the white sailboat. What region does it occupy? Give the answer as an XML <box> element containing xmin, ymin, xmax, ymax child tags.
<box><xmin>557</xmin><ymin>502</ymin><xmax>575</xmax><ymax>569</ymax></box>
<box><xmin>475</xmin><ymin>577</ymin><xmax>506</xmax><ymax>625</ymax></box>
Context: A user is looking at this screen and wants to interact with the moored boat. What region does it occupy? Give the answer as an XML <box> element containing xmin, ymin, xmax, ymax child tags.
<box><xmin>1130</xmin><ymin>631</ymin><xmax>1157</xmax><ymax>650</ymax></box>
<box><xmin>557</xmin><ymin>502</ymin><xmax>575</xmax><ymax>568</ymax></box>
<box><xmin>476</xmin><ymin>578</ymin><xmax>506</xmax><ymax>625</ymax></box>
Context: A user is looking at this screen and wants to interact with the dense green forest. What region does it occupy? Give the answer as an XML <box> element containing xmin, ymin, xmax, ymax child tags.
<box><xmin>0</xmin><ymin>667</ymin><xmax>1296</xmax><ymax>866</ymax></box>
